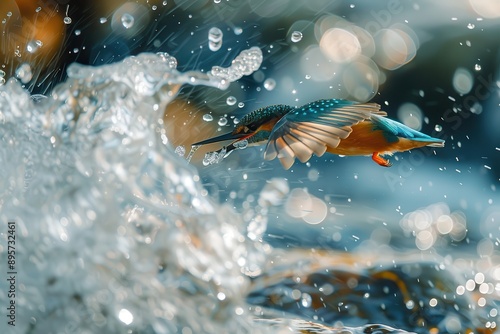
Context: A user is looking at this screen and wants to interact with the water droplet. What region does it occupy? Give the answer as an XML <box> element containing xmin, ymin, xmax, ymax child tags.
<box><xmin>186</xmin><ymin>145</ymin><xmax>200</xmax><ymax>162</ymax></box>
<box><xmin>406</xmin><ymin>300</ymin><xmax>415</xmax><ymax>309</ymax></box>
<box><xmin>121</xmin><ymin>13</ymin><xmax>134</xmax><ymax>29</ymax></box>
<box><xmin>203</xmin><ymin>114</ymin><xmax>213</xmax><ymax>122</ymax></box>
<box><xmin>15</xmin><ymin>63</ymin><xmax>33</xmax><ymax>83</ymax></box>
<box><xmin>175</xmin><ymin>146</ymin><xmax>186</xmax><ymax>157</ymax></box>
<box><xmin>226</xmin><ymin>96</ymin><xmax>237</xmax><ymax>106</ymax></box>
<box><xmin>435</xmin><ymin>124</ymin><xmax>442</xmax><ymax>132</ymax></box>
<box><xmin>234</xmin><ymin>140</ymin><xmax>248</xmax><ymax>149</ymax></box>
<box><xmin>202</xmin><ymin>156</ymin><xmax>211</xmax><ymax>166</ymax></box>
<box><xmin>208</xmin><ymin>27</ymin><xmax>223</xmax><ymax>52</ymax></box>
<box><xmin>100</xmin><ymin>17</ymin><xmax>108</xmax><ymax>24</ymax></box>
<box><xmin>264</xmin><ymin>78</ymin><xmax>276</xmax><ymax>91</ymax></box>
<box><xmin>35</xmin><ymin>7</ymin><xmax>42</xmax><ymax>13</ymax></box>
<box><xmin>301</xmin><ymin>293</ymin><xmax>312</xmax><ymax>307</ymax></box>
<box><xmin>305</xmin><ymin>74</ymin><xmax>311</xmax><ymax>80</ymax></box>
<box><xmin>6</xmin><ymin>12</ymin><xmax>12</xmax><ymax>17</ymax></box>
<box><xmin>218</xmin><ymin>117</ymin><xmax>228</xmax><ymax>126</ymax></box>
<box><xmin>234</xmin><ymin>27</ymin><xmax>242</xmax><ymax>35</ymax></box>
<box><xmin>118</xmin><ymin>309</ymin><xmax>134</xmax><ymax>325</ymax></box>
<box><xmin>467</xmin><ymin>23</ymin><xmax>475</xmax><ymax>29</ymax></box>
<box><xmin>63</xmin><ymin>16</ymin><xmax>72</xmax><ymax>24</ymax></box>
<box><xmin>31</xmin><ymin>94</ymin><xmax>47</xmax><ymax>103</ymax></box>
<box><xmin>75</xmin><ymin>29</ymin><xmax>81</xmax><ymax>36</ymax></box>
<box><xmin>470</xmin><ymin>102</ymin><xmax>483</xmax><ymax>114</ymax></box>
<box><xmin>26</xmin><ymin>40</ymin><xmax>43</xmax><ymax>53</ymax></box>
<box><xmin>474</xmin><ymin>64</ymin><xmax>481</xmax><ymax>71</ymax></box>
<box><xmin>290</xmin><ymin>31</ymin><xmax>303</xmax><ymax>43</ymax></box>
<box><xmin>163</xmin><ymin>0</ymin><xmax>168</xmax><ymax>5</ymax></box>
<box><xmin>238</xmin><ymin>102</ymin><xmax>245</xmax><ymax>108</ymax></box>
<box><xmin>73</xmin><ymin>48</ymin><xmax>79</xmax><ymax>53</ymax></box>
<box><xmin>203</xmin><ymin>150</ymin><xmax>224</xmax><ymax>166</ymax></box>
<box><xmin>350</xmin><ymin>4</ymin><xmax>355</xmax><ymax>8</ymax></box>
<box><xmin>152</xmin><ymin>5</ymin><xmax>157</xmax><ymax>10</ymax></box>
<box><xmin>214</xmin><ymin>0</ymin><xmax>221</xmax><ymax>3</ymax></box>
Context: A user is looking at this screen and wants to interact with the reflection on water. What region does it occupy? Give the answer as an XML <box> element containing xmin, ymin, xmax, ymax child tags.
<box><xmin>249</xmin><ymin>253</ymin><xmax>495</xmax><ymax>333</ymax></box>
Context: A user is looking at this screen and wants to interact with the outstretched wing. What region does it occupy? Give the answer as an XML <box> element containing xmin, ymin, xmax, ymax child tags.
<box><xmin>264</xmin><ymin>99</ymin><xmax>380</xmax><ymax>169</ymax></box>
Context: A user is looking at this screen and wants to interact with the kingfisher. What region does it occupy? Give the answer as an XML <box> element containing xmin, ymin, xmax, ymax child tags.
<box><xmin>192</xmin><ymin>99</ymin><xmax>445</xmax><ymax>170</ymax></box>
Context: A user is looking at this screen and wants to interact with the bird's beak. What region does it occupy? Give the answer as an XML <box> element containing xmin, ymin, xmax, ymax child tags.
<box><xmin>192</xmin><ymin>132</ymin><xmax>248</xmax><ymax>146</ymax></box>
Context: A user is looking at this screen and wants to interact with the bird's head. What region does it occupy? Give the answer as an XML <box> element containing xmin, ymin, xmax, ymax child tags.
<box><xmin>192</xmin><ymin>104</ymin><xmax>293</xmax><ymax>146</ymax></box>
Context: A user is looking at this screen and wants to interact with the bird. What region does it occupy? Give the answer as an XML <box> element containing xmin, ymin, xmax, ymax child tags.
<box><xmin>192</xmin><ymin>99</ymin><xmax>445</xmax><ymax>170</ymax></box>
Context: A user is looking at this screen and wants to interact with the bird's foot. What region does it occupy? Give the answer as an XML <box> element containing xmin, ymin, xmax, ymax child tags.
<box><xmin>372</xmin><ymin>152</ymin><xmax>392</xmax><ymax>167</ymax></box>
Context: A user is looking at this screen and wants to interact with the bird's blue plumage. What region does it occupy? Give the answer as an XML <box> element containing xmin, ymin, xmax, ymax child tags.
<box><xmin>370</xmin><ymin>114</ymin><xmax>443</xmax><ymax>143</ymax></box>
<box><xmin>287</xmin><ymin>99</ymin><xmax>358</xmax><ymax>126</ymax></box>
<box><xmin>272</xmin><ymin>99</ymin><xmax>374</xmax><ymax>135</ymax></box>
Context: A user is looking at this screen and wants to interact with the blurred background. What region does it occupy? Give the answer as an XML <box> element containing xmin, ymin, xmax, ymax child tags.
<box><xmin>1</xmin><ymin>0</ymin><xmax>499</xmax><ymax>304</ymax></box>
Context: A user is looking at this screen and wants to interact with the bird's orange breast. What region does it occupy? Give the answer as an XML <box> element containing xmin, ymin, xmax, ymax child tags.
<box><xmin>327</xmin><ymin>121</ymin><xmax>430</xmax><ymax>156</ymax></box>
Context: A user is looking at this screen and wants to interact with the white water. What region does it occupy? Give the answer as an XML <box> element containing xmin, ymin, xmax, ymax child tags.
<box><xmin>0</xmin><ymin>48</ymin><xmax>268</xmax><ymax>333</ymax></box>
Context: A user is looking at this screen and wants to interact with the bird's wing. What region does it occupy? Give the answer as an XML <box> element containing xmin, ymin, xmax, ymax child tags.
<box><xmin>264</xmin><ymin>99</ymin><xmax>380</xmax><ymax>169</ymax></box>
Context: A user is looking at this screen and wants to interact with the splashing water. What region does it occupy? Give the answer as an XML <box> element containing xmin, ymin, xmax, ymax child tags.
<box><xmin>121</xmin><ymin>13</ymin><xmax>135</xmax><ymax>29</ymax></box>
<box><xmin>15</xmin><ymin>63</ymin><xmax>33</xmax><ymax>83</ymax></box>
<box><xmin>290</xmin><ymin>31</ymin><xmax>303</xmax><ymax>43</ymax></box>
<box><xmin>233</xmin><ymin>139</ymin><xmax>248</xmax><ymax>149</ymax></box>
<box><xmin>26</xmin><ymin>40</ymin><xmax>43</xmax><ymax>53</ymax></box>
<box><xmin>0</xmin><ymin>48</ymin><xmax>268</xmax><ymax>333</ymax></box>
<box><xmin>208</xmin><ymin>27</ymin><xmax>223</xmax><ymax>52</ymax></box>
<box><xmin>186</xmin><ymin>144</ymin><xmax>200</xmax><ymax>163</ymax></box>
<box><xmin>174</xmin><ymin>145</ymin><xmax>186</xmax><ymax>156</ymax></box>
<box><xmin>203</xmin><ymin>147</ymin><xmax>227</xmax><ymax>166</ymax></box>
<box><xmin>203</xmin><ymin>113</ymin><xmax>214</xmax><ymax>121</ymax></box>
<box><xmin>226</xmin><ymin>95</ymin><xmax>237</xmax><ymax>105</ymax></box>
<box><xmin>218</xmin><ymin>117</ymin><xmax>228</xmax><ymax>126</ymax></box>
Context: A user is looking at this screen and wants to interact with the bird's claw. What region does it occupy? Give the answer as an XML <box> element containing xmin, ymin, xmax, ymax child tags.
<box><xmin>372</xmin><ymin>153</ymin><xmax>392</xmax><ymax>167</ymax></box>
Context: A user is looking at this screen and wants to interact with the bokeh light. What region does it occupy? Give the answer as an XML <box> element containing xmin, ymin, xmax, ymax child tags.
<box><xmin>300</xmin><ymin>45</ymin><xmax>338</xmax><ymax>82</ymax></box>
<box><xmin>320</xmin><ymin>28</ymin><xmax>361</xmax><ymax>64</ymax></box>
<box><xmin>452</xmin><ymin>67</ymin><xmax>474</xmax><ymax>95</ymax></box>
<box><xmin>342</xmin><ymin>56</ymin><xmax>379</xmax><ymax>101</ymax></box>
<box><xmin>372</xmin><ymin>28</ymin><xmax>417</xmax><ymax>70</ymax></box>
<box><xmin>400</xmin><ymin>203</ymin><xmax>468</xmax><ymax>250</ymax></box>
<box><xmin>469</xmin><ymin>0</ymin><xmax>500</xmax><ymax>18</ymax></box>
<box><xmin>284</xmin><ymin>188</ymin><xmax>328</xmax><ymax>225</ymax></box>
<box><xmin>397</xmin><ymin>102</ymin><xmax>423</xmax><ymax>131</ymax></box>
